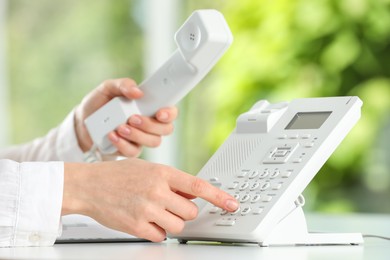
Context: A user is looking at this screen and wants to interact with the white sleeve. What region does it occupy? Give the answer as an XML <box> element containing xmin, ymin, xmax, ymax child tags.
<box><xmin>0</xmin><ymin>159</ymin><xmax>63</xmax><ymax>247</ymax></box>
<box><xmin>0</xmin><ymin>109</ymin><xmax>84</xmax><ymax>162</ymax></box>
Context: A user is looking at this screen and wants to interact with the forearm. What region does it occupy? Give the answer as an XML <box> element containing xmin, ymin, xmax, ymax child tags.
<box><xmin>62</xmin><ymin>162</ymin><xmax>93</xmax><ymax>216</ymax></box>
<box><xmin>0</xmin><ymin>128</ymin><xmax>62</xmax><ymax>162</ymax></box>
<box><xmin>0</xmin><ymin>110</ymin><xmax>84</xmax><ymax>162</ymax></box>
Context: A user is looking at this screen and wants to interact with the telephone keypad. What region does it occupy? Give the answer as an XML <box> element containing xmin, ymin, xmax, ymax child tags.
<box><xmin>211</xmin><ymin>138</ymin><xmax>313</xmax><ymax>226</ymax></box>
<box><xmin>212</xmin><ymin>165</ymin><xmax>295</xmax><ymax>227</ymax></box>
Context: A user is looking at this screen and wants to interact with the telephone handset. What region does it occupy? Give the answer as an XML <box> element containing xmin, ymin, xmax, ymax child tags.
<box><xmin>84</xmin><ymin>9</ymin><xmax>233</xmax><ymax>155</ymax></box>
<box><xmin>170</xmin><ymin>96</ymin><xmax>364</xmax><ymax>246</ymax></box>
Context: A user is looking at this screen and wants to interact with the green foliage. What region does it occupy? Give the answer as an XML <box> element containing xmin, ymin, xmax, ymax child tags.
<box><xmin>183</xmin><ymin>0</ymin><xmax>390</xmax><ymax>212</ymax></box>
<box><xmin>7</xmin><ymin>0</ymin><xmax>143</xmax><ymax>143</ymax></box>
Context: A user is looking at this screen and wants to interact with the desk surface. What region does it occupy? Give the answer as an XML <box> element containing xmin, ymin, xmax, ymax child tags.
<box><xmin>1</xmin><ymin>213</ymin><xmax>389</xmax><ymax>260</ymax></box>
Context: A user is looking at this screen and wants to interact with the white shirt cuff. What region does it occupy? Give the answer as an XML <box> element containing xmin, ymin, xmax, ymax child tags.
<box><xmin>56</xmin><ymin>110</ymin><xmax>84</xmax><ymax>162</ymax></box>
<box><xmin>0</xmin><ymin>160</ymin><xmax>64</xmax><ymax>247</ymax></box>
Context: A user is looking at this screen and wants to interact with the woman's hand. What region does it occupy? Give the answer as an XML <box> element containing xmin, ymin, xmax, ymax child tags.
<box><xmin>62</xmin><ymin>159</ymin><xmax>239</xmax><ymax>242</ymax></box>
<box><xmin>74</xmin><ymin>78</ymin><xmax>178</xmax><ymax>157</ymax></box>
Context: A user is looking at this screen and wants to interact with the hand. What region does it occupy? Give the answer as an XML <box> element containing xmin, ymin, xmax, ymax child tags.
<box><xmin>62</xmin><ymin>158</ymin><xmax>239</xmax><ymax>242</ymax></box>
<box><xmin>74</xmin><ymin>78</ymin><xmax>178</xmax><ymax>157</ymax></box>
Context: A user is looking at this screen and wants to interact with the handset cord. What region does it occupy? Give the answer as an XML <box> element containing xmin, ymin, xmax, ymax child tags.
<box><xmin>362</xmin><ymin>234</ymin><xmax>390</xmax><ymax>241</ymax></box>
<box><xmin>83</xmin><ymin>144</ymin><xmax>101</xmax><ymax>163</ymax></box>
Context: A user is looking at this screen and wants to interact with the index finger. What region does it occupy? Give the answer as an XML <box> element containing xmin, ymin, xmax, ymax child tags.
<box><xmin>168</xmin><ymin>170</ymin><xmax>239</xmax><ymax>212</ymax></box>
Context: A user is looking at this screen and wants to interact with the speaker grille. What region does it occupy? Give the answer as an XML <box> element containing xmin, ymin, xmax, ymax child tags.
<box><xmin>200</xmin><ymin>135</ymin><xmax>262</xmax><ymax>177</ymax></box>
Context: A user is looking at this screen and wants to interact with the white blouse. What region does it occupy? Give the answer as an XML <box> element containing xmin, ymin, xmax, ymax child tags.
<box><xmin>0</xmin><ymin>110</ymin><xmax>84</xmax><ymax>247</ymax></box>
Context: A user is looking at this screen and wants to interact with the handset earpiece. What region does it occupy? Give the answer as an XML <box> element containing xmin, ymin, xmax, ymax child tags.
<box><xmin>175</xmin><ymin>9</ymin><xmax>233</xmax><ymax>69</ymax></box>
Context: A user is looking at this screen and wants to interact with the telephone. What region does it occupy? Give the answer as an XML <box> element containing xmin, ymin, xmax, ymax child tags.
<box><xmin>170</xmin><ymin>96</ymin><xmax>364</xmax><ymax>246</ymax></box>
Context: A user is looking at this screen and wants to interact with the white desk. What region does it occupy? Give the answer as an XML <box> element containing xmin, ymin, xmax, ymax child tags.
<box><xmin>1</xmin><ymin>213</ymin><xmax>389</xmax><ymax>260</ymax></box>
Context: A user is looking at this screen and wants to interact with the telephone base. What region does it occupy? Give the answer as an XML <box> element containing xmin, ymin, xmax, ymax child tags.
<box><xmin>258</xmin><ymin>205</ymin><xmax>363</xmax><ymax>247</ymax></box>
<box><xmin>176</xmin><ymin>204</ymin><xmax>364</xmax><ymax>247</ymax></box>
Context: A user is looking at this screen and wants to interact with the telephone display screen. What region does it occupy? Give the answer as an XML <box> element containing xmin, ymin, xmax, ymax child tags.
<box><xmin>285</xmin><ymin>112</ymin><xmax>332</xmax><ymax>130</ymax></box>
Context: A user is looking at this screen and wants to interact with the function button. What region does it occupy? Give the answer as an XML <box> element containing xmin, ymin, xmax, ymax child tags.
<box><xmin>293</xmin><ymin>158</ymin><xmax>303</xmax><ymax>163</ymax></box>
<box><xmin>216</xmin><ymin>219</ymin><xmax>236</xmax><ymax>226</ymax></box>
<box><xmin>250</xmin><ymin>194</ymin><xmax>261</xmax><ymax>203</ymax></box>
<box><xmin>209</xmin><ymin>177</ymin><xmax>219</xmax><ymax>182</ymax></box>
<box><xmin>228</xmin><ymin>182</ymin><xmax>238</xmax><ymax>190</ymax></box>
<box><xmin>249</xmin><ymin>170</ymin><xmax>259</xmax><ymax>179</ymax></box>
<box><xmin>289</xmin><ymin>134</ymin><xmax>299</xmax><ymax>139</ymax></box>
<box><xmin>281</xmin><ymin>170</ymin><xmax>293</xmax><ymax>178</ymax></box>
<box><xmin>239</xmin><ymin>182</ymin><xmax>250</xmax><ymax>191</ymax></box>
<box><xmin>271</xmin><ymin>183</ymin><xmax>282</xmax><ymax>190</ymax></box>
<box><xmin>278</xmin><ymin>134</ymin><xmax>287</xmax><ymax>139</ymax></box>
<box><xmin>274</xmin><ymin>150</ymin><xmax>289</xmax><ymax>157</ymax></box>
<box><xmin>237</xmin><ymin>171</ymin><xmax>248</xmax><ymax>178</ymax></box>
<box><xmin>209</xmin><ymin>206</ymin><xmax>220</xmax><ymax>214</ymax></box>
<box><xmin>263</xmin><ymin>143</ymin><xmax>299</xmax><ymax>164</ymax></box>
<box><xmin>262</xmin><ymin>195</ymin><xmax>273</xmax><ymax>202</ymax></box>
<box><xmin>303</xmin><ymin>142</ymin><xmax>314</xmax><ymax>148</ymax></box>
<box><xmin>220</xmin><ymin>210</ymin><xmax>228</xmax><ymax>215</ymax></box>
<box><xmin>240</xmin><ymin>194</ymin><xmax>251</xmax><ymax>203</ymax></box>
<box><xmin>253</xmin><ymin>207</ymin><xmax>264</xmax><ymax>215</ymax></box>
<box><xmin>301</xmin><ymin>134</ymin><xmax>311</xmax><ymax>139</ymax></box>
<box><xmin>241</xmin><ymin>207</ymin><xmax>252</xmax><ymax>215</ymax></box>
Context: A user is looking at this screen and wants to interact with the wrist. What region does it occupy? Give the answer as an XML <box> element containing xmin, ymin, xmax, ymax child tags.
<box><xmin>74</xmin><ymin>106</ymin><xmax>93</xmax><ymax>152</ymax></box>
<box><xmin>62</xmin><ymin>162</ymin><xmax>93</xmax><ymax>216</ymax></box>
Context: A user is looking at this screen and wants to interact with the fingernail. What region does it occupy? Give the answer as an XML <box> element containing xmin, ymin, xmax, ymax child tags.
<box><xmin>131</xmin><ymin>87</ymin><xmax>143</xmax><ymax>95</ymax></box>
<box><xmin>108</xmin><ymin>133</ymin><xmax>119</xmax><ymax>143</ymax></box>
<box><xmin>119</xmin><ymin>126</ymin><xmax>131</xmax><ymax>135</ymax></box>
<box><xmin>225</xmin><ymin>199</ymin><xmax>239</xmax><ymax>211</ymax></box>
<box><xmin>130</xmin><ymin>115</ymin><xmax>142</xmax><ymax>125</ymax></box>
<box><xmin>158</xmin><ymin>111</ymin><xmax>168</xmax><ymax>121</ymax></box>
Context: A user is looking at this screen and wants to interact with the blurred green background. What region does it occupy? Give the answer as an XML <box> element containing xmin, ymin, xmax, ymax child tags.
<box><xmin>5</xmin><ymin>0</ymin><xmax>390</xmax><ymax>213</ymax></box>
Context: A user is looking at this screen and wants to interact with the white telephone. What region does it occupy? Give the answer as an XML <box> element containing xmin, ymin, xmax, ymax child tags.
<box><xmin>171</xmin><ymin>96</ymin><xmax>364</xmax><ymax>246</ymax></box>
